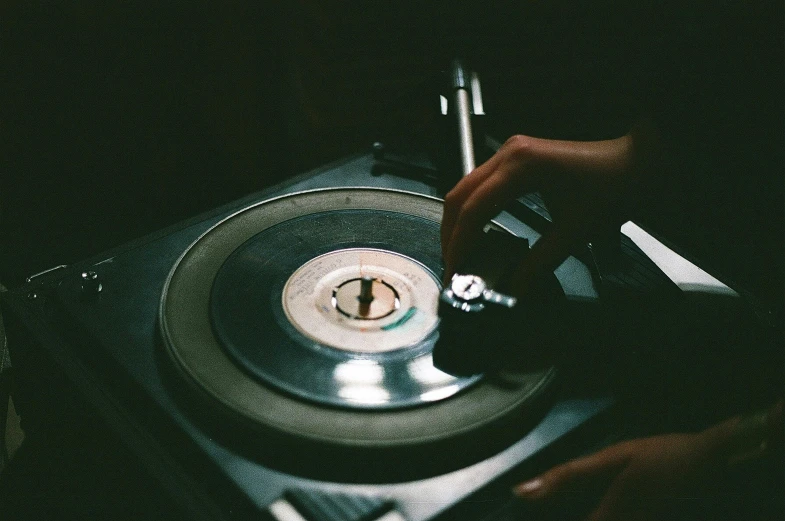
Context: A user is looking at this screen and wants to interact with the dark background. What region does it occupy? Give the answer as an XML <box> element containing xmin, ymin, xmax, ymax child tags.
<box><xmin>0</xmin><ymin>4</ymin><xmax>781</xmax><ymax>520</ymax></box>
<box><xmin>1</xmin><ymin>1</ymin><xmax>782</xmax><ymax>313</ymax></box>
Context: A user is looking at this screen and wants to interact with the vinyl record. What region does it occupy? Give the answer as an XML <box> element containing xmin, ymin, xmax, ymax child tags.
<box><xmin>210</xmin><ymin>208</ymin><xmax>481</xmax><ymax>409</ymax></box>
<box><xmin>159</xmin><ymin>188</ymin><xmax>555</xmax><ymax>450</ymax></box>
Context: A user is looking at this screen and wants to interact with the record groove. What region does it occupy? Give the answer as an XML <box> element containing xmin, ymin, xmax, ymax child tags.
<box><xmin>210</xmin><ymin>209</ymin><xmax>479</xmax><ymax>409</ymax></box>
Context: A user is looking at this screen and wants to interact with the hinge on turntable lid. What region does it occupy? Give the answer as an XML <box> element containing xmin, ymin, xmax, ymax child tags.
<box><xmin>20</xmin><ymin>264</ymin><xmax>70</xmax><ymax>303</ymax></box>
<box><xmin>25</xmin><ymin>264</ymin><xmax>69</xmax><ymax>285</ymax></box>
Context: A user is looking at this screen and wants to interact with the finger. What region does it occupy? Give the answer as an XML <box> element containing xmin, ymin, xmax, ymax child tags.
<box><xmin>441</xmin><ymin>134</ymin><xmax>532</xmax><ymax>258</ymax></box>
<box><xmin>441</xmin><ymin>152</ymin><xmax>503</xmax><ymax>254</ymax></box>
<box><xmin>585</xmin><ymin>475</ymin><xmax>641</xmax><ymax>521</ymax></box>
<box><xmin>504</xmin><ymin>219</ymin><xmax>578</xmax><ymax>296</ymax></box>
<box><xmin>514</xmin><ymin>443</ymin><xmax>632</xmax><ymax>500</ymax></box>
<box><xmin>442</xmin><ymin>158</ymin><xmax>531</xmax><ymax>279</ymax></box>
<box><xmin>585</xmin><ymin>485</ymin><xmax>623</xmax><ymax>521</ymax></box>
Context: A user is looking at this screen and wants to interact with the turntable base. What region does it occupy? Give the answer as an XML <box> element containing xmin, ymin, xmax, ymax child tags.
<box><xmin>3</xmin><ymin>152</ymin><xmax>610</xmax><ymax>521</ymax></box>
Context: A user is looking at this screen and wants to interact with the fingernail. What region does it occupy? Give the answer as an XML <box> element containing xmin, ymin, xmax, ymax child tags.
<box><xmin>513</xmin><ymin>478</ymin><xmax>544</xmax><ymax>498</ymax></box>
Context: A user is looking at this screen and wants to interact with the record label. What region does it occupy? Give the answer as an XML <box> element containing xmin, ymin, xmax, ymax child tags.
<box><xmin>283</xmin><ymin>248</ymin><xmax>440</xmax><ymax>353</ymax></box>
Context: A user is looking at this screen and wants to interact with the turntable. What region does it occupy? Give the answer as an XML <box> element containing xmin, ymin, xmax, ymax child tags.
<box><xmin>3</xmin><ymin>61</ymin><xmax>700</xmax><ymax>520</ymax></box>
<box><xmin>1</xmin><ymin>142</ymin><xmax>637</xmax><ymax>520</ymax></box>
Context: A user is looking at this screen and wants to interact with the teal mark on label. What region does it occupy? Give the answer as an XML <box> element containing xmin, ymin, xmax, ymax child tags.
<box><xmin>381</xmin><ymin>307</ymin><xmax>417</xmax><ymax>331</ymax></box>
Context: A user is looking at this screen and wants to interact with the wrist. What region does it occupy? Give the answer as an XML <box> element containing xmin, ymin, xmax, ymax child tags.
<box><xmin>532</xmin><ymin>135</ymin><xmax>634</xmax><ymax>180</ymax></box>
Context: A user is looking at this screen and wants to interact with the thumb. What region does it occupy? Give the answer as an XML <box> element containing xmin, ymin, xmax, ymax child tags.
<box><xmin>513</xmin><ymin>443</ymin><xmax>632</xmax><ymax>500</ymax></box>
<box><xmin>504</xmin><ymin>222</ymin><xmax>576</xmax><ymax>297</ymax></box>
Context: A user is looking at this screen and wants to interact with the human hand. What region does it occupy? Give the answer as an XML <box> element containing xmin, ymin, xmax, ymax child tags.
<box><xmin>512</xmin><ymin>419</ymin><xmax>746</xmax><ymax>521</ymax></box>
<box><xmin>440</xmin><ymin>131</ymin><xmax>638</xmax><ymax>295</ymax></box>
